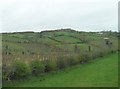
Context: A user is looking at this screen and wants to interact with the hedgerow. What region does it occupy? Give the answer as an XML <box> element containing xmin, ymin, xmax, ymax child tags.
<box><xmin>2</xmin><ymin>48</ymin><xmax>116</xmax><ymax>81</ymax></box>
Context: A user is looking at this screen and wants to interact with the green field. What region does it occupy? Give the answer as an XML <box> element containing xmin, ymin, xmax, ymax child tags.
<box><xmin>4</xmin><ymin>53</ymin><xmax>118</xmax><ymax>87</ymax></box>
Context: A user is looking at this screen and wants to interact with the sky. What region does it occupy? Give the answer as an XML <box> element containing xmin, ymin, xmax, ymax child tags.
<box><xmin>0</xmin><ymin>0</ymin><xmax>119</xmax><ymax>32</ymax></box>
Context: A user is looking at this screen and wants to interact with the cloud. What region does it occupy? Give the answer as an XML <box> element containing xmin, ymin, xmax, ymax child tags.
<box><xmin>0</xmin><ymin>0</ymin><xmax>119</xmax><ymax>32</ymax></box>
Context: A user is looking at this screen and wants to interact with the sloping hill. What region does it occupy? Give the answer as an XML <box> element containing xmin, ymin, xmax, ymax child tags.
<box><xmin>2</xmin><ymin>29</ymin><xmax>118</xmax><ymax>65</ymax></box>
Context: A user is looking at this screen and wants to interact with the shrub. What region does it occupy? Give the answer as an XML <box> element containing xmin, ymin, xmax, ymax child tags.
<box><xmin>30</xmin><ymin>60</ymin><xmax>45</xmax><ymax>76</ymax></box>
<box><xmin>56</xmin><ymin>56</ymin><xmax>68</xmax><ymax>69</ymax></box>
<box><xmin>87</xmin><ymin>53</ymin><xmax>93</xmax><ymax>60</ymax></box>
<box><xmin>2</xmin><ymin>64</ymin><xmax>11</xmax><ymax>81</ymax></box>
<box><xmin>78</xmin><ymin>55</ymin><xmax>86</xmax><ymax>63</ymax></box>
<box><xmin>98</xmin><ymin>51</ymin><xmax>105</xmax><ymax>57</ymax></box>
<box><xmin>44</xmin><ymin>60</ymin><xmax>57</xmax><ymax>72</ymax></box>
<box><xmin>67</xmin><ymin>55</ymin><xmax>79</xmax><ymax>66</ymax></box>
<box><xmin>90</xmin><ymin>51</ymin><xmax>99</xmax><ymax>59</ymax></box>
<box><xmin>10</xmin><ymin>60</ymin><xmax>31</xmax><ymax>80</ymax></box>
<box><xmin>79</xmin><ymin>53</ymin><xmax>92</xmax><ymax>63</ymax></box>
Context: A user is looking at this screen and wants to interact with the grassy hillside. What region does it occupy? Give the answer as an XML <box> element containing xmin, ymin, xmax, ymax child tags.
<box><xmin>2</xmin><ymin>29</ymin><xmax>118</xmax><ymax>65</ymax></box>
<box><xmin>3</xmin><ymin>53</ymin><xmax>118</xmax><ymax>87</ymax></box>
<box><xmin>2</xmin><ymin>29</ymin><xmax>119</xmax><ymax>87</ymax></box>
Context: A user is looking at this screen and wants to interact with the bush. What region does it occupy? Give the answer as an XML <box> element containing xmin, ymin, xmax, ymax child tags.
<box><xmin>90</xmin><ymin>51</ymin><xmax>99</xmax><ymax>59</ymax></box>
<box><xmin>10</xmin><ymin>60</ymin><xmax>31</xmax><ymax>80</ymax></box>
<box><xmin>30</xmin><ymin>60</ymin><xmax>45</xmax><ymax>76</ymax></box>
<box><xmin>56</xmin><ymin>56</ymin><xmax>68</xmax><ymax>69</ymax></box>
<box><xmin>98</xmin><ymin>51</ymin><xmax>105</xmax><ymax>57</ymax></box>
<box><xmin>67</xmin><ymin>55</ymin><xmax>79</xmax><ymax>66</ymax></box>
<box><xmin>79</xmin><ymin>53</ymin><xmax>92</xmax><ymax>63</ymax></box>
<box><xmin>2</xmin><ymin>64</ymin><xmax>11</xmax><ymax>81</ymax></box>
<box><xmin>44</xmin><ymin>60</ymin><xmax>57</xmax><ymax>72</ymax></box>
<box><xmin>87</xmin><ymin>52</ymin><xmax>95</xmax><ymax>60</ymax></box>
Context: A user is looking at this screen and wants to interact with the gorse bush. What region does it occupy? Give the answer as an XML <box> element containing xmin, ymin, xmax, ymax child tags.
<box><xmin>30</xmin><ymin>60</ymin><xmax>45</xmax><ymax>76</ymax></box>
<box><xmin>44</xmin><ymin>60</ymin><xmax>57</xmax><ymax>72</ymax></box>
<box><xmin>10</xmin><ymin>60</ymin><xmax>31</xmax><ymax>80</ymax></box>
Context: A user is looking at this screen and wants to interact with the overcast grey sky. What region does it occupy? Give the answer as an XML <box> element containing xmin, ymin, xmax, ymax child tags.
<box><xmin>0</xmin><ymin>0</ymin><xmax>119</xmax><ymax>32</ymax></box>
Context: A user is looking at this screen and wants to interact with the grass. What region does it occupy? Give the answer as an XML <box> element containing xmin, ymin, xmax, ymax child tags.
<box><xmin>3</xmin><ymin>53</ymin><xmax>118</xmax><ymax>87</ymax></box>
<box><xmin>54</xmin><ymin>36</ymin><xmax>81</xmax><ymax>43</ymax></box>
<box><xmin>2</xmin><ymin>30</ymin><xmax>118</xmax><ymax>61</ymax></box>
